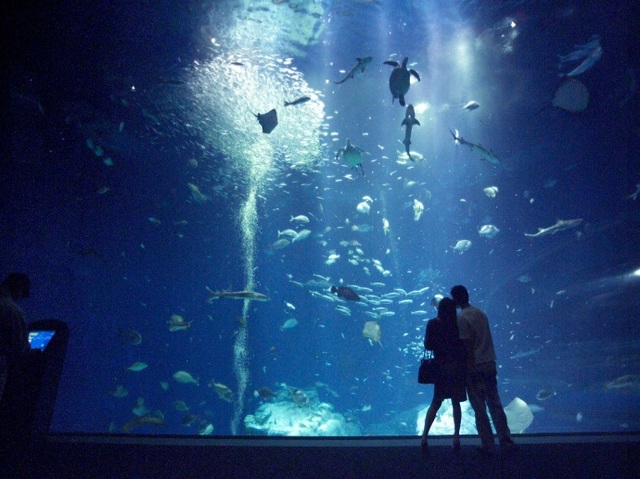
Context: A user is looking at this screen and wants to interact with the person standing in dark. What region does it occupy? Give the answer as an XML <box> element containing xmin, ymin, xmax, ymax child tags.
<box><xmin>450</xmin><ymin>284</ymin><xmax>516</xmax><ymax>454</ymax></box>
<box><xmin>420</xmin><ymin>297</ymin><xmax>467</xmax><ymax>455</ymax></box>
<box><xmin>0</xmin><ymin>273</ymin><xmax>31</xmax><ymax>402</ymax></box>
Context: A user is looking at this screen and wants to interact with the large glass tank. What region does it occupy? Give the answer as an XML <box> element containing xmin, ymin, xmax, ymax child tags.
<box><xmin>3</xmin><ymin>0</ymin><xmax>638</xmax><ymax>437</ymax></box>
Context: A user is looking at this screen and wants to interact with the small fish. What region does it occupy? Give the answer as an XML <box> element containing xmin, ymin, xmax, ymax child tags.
<box><xmin>535</xmin><ymin>389</ymin><xmax>556</xmax><ymax>401</ymax></box>
<box><xmin>330</xmin><ymin>285</ymin><xmax>361</xmax><ymax>301</ymax></box>
<box><xmin>118</xmin><ymin>328</ymin><xmax>142</xmax><ymax>346</ymax></box>
<box><xmin>462</xmin><ymin>100</ymin><xmax>480</xmax><ymax>111</ymax></box>
<box><xmin>209</xmin><ymin>381</ymin><xmax>234</xmax><ymax>402</ymax></box>
<box><xmin>271</xmin><ymin>238</ymin><xmax>290</xmax><ymax>250</ymax></box>
<box><xmin>167</xmin><ymin>314</ymin><xmax>192</xmax><ymax>332</ymax></box>
<box><xmin>199</xmin><ymin>423</ymin><xmax>214</xmax><ymax>435</ymax></box>
<box><xmin>109</xmin><ymin>385</ymin><xmax>129</xmax><ymax>398</ymax></box>
<box><xmin>173</xmin><ymin>400</ymin><xmax>190</xmax><ymax>412</ymax></box>
<box><xmin>278</xmin><ymin>229</ymin><xmax>298</xmax><ymax>237</ymax></box>
<box><xmin>284</xmin><ymin>96</ymin><xmax>311</xmax><ymax>107</ymax></box>
<box><xmin>181</xmin><ymin>413</ymin><xmax>198</xmax><ymax>426</ymax></box>
<box><xmin>254</xmin><ymin>387</ymin><xmax>276</xmax><ymax>399</ymax></box>
<box><xmin>356</xmin><ymin>200</ymin><xmax>371</xmax><ymax>214</ymax></box>
<box><xmin>351</xmin><ymin>224</ymin><xmax>372</xmax><ymax>233</ymax></box>
<box><xmin>127</xmin><ymin>361</ymin><xmax>148</xmax><ymax>372</ymax></box>
<box><xmin>173</xmin><ymin>370</ymin><xmax>199</xmax><ymax>385</ymax></box>
<box><xmin>413</xmin><ymin>198</ymin><xmax>424</xmax><ymax>221</ymax></box>
<box><xmin>280</xmin><ymin>318</ymin><xmax>298</xmax><ymax>331</ymax></box>
<box><xmin>188</xmin><ymin>183</ymin><xmax>209</xmax><ymax>204</ymax></box>
<box><xmin>292</xmin><ymin>229</ymin><xmax>311</xmax><ymax>242</ymax></box>
<box><xmin>478</xmin><ymin>224</ymin><xmax>500</xmax><ymax>239</ymax></box>
<box><xmin>382</xmin><ymin>218</ymin><xmax>390</xmax><ymax>235</ymax></box>
<box><xmin>451</xmin><ymin>240</ymin><xmax>472</xmax><ymax>253</ymax></box>
<box><xmin>290</xmin><ymin>215</ymin><xmax>310</xmax><ymax>224</ymax></box>
<box><xmin>430</xmin><ymin>294</ymin><xmax>444</xmax><ymax>307</ymax></box>
<box><xmin>483</xmin><ymin>186</ymin><xmax>499</xmax><ymax>198</ymax></box>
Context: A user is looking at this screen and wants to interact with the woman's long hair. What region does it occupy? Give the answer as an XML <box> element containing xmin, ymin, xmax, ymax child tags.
<box><xmin>437</xmin><ymin>297</ymin><xmax>459</xmax><ymax>340</ymax></box>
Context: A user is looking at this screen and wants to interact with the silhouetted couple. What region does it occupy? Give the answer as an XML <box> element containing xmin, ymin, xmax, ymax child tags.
<box><xmin>421</xmin><ymin>285</ymin><xmax>516</xmax><ymax>455</ymax></box>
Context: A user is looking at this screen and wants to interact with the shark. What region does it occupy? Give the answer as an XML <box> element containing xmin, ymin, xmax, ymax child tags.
<box><xmin>206</xmin><ymin>287</ymin><xmax>270</xmax><ymax>302</ymax></box>
<box><xmin>401</xmin><ymin>104</ymin><xmax>420</xmax><ymax>161</ymax></box>
<box><xmin>524</xmin><ymin>218</ymin><xmax>583</xmax><ymax>238</ymax></box>
<box><xmin>509</xmin><ymin>346</ymin><xmax>542</xmax><ymax>360</ymax></box>
<box><xmin>449</xmin><ymin>129</ymin><xmax>507</xmax><ymax>170</ymax></box>
<box><xmin>333</xmin><ymin>57</ymin><xmax>373</xmax><ymax>84</ymax></box>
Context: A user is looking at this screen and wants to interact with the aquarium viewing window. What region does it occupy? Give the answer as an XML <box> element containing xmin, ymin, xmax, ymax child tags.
<box><xmin>3</xmin><ymin>0</ymin><xmax>638</xmax><ymax>438</ymax></box>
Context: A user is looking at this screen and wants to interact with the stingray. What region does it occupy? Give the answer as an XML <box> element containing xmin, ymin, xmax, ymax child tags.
<box><xmin>536</xmin><ymin>79</ymin><xmax>589</xmax><ymax>115</ymax></box>
<box><xmin>362</xmin><ymin>321</ymin><xmax>383</xmax><ymax>347</ymax></box>
<box><xmin>254</xmin><ymin>109</ymin><xmax>278</xmax><ymax>133</ymax></box>
<box><xmin>503</xmin><ymin>397</ymin><xmax>534</xmax><ymax>433</ymax></box>
<box><xmin>552</xmin><ymin>79</ymin><xmax>589</xmax><ymax>112</ymax></box>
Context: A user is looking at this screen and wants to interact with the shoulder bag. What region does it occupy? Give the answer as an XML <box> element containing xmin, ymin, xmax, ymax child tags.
<box><xmin>418</xmin><ymin>349</ymin><xmax>439</xmax><ymax>384</ymax></box>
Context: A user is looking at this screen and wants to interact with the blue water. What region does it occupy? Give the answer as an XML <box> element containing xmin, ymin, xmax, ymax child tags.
<box><xmin>3</xmin><ymin>0</ymin><xmax>639</xmax><ymax>436</ymax></box>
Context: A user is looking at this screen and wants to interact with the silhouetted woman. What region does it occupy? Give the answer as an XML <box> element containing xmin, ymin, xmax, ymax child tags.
<box><xmin>421</xmin><ymin>297</ymin><xmax>466</xmax><ymax>455</ymax></box>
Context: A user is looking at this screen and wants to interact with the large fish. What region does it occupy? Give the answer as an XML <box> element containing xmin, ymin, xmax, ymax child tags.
<box><xmin>207</xmin><ymin>287</ymin><xmax>270</xmax><ymax>302</ymax></box>
<box><xmin>284</xmin><ymin>96</ymin><xmax>311</xmax><ymax>107</ymax></box>
<box><xmin>449</xmin><ymin>129</ymin><xmax>507</xmax><ymax>170</ymax></box>
<box><xmin>401</xmin><ymin>104</ymin><xmax>420</xmax><ymax>161</ymax></box>
<box><xmin>333</xmin><ymin>57</ymin><xmax>373</xmax><ymax>84</ymax></box>
<box><xmin>330</xmin><ymin>285</ymin><xmax>361</xmax><ymax>301</ymax></box>
<box><xmin>524</xmin><ymin>219</ymin><xmax>583</xmax><ymax>238</ymax></box>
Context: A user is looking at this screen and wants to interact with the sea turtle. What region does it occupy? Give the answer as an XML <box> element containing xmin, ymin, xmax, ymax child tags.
<box><xmin>336</xmin><ymin>138</ymin><xmax>366</xmax><ymax>176</ymax></box>
<box><xmin>383</xmin><ymin>57</ymin><xmax>420</xmax><ymax>107</ymax></box>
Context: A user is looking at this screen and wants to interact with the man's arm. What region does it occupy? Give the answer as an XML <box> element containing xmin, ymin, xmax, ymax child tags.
<box><xmin>462</xmin><ymin>339</ymin><xmax>474</xmax><ymax>370</ymax></box>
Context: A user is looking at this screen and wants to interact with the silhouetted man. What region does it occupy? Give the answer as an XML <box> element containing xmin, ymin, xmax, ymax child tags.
<box><xmin>451</xmin><ymin>284</ymin><xmax>516</xmax><ymax>454</ymax></box>
<box><xmin>0</xmin><ymin>273</ymin><xmax>31</xmax><ymax>401</ymax></box>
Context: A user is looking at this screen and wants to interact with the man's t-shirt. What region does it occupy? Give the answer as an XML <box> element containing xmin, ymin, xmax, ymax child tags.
<box><xmin>457</xmin><ymin>304</ymin><xmax>496</xmax><ymax>365</ymax></box>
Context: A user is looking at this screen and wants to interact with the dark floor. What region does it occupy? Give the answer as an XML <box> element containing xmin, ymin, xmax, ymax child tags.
<box><xmin>9</xmin><ymin>433</ymin><xmax>640</xmax><ymax>479</ymax></box>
